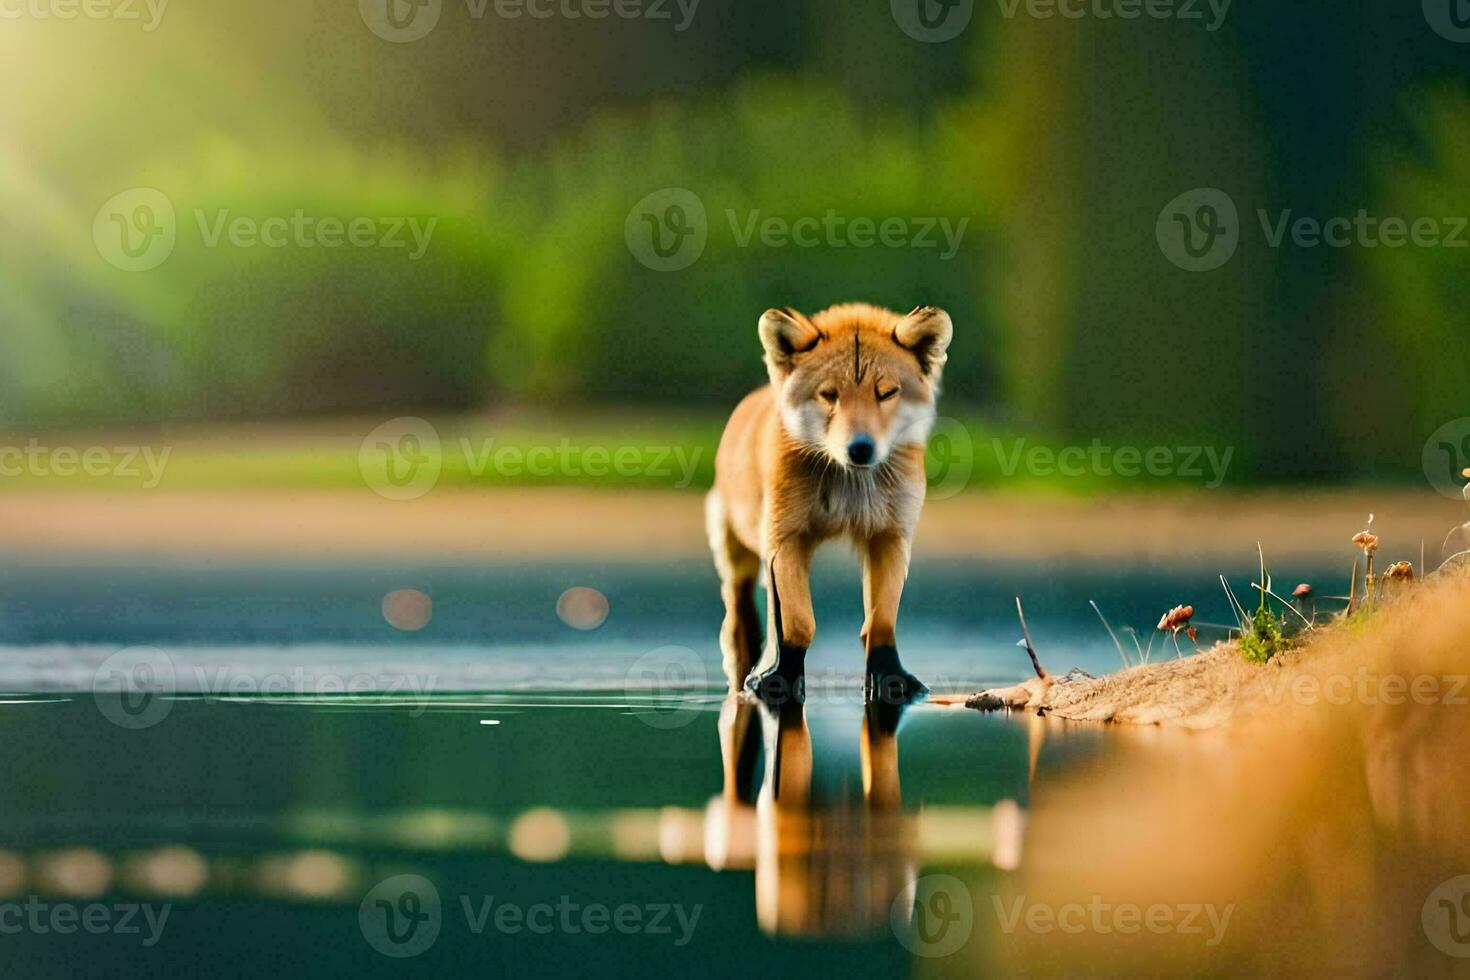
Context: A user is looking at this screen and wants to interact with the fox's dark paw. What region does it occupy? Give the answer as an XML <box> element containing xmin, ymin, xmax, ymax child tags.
<box><xmin>742</xmin><ymin>646</ymin><xmax>806</xmax><ymax>706</ymax></box>
<box><xmin>865</xmin><ymin>645</ymin><xmax>927</xmax><ymax>705</ymax></box>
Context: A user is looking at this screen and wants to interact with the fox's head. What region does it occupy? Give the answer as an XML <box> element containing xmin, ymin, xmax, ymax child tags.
<box><xmin>758</xmin><ymin>303</ymin><xmax>952</xmax><ymax>470</ymax></box>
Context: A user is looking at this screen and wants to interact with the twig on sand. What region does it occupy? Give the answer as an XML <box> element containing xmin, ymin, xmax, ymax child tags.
<box><xmin>1347</xmin><ymin>554</ymin><xmax>1359</xmax><ymax>616</ymax></box>
<box><xmin>1016</xmin><ymin>597</ymin><xmax>1051</xmax><ymax>681</ymax></box>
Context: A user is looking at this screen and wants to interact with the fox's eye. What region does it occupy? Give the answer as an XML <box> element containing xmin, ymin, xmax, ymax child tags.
<box><xmin>818</xmin><ymin>389</ymin><xmax>839</xmax><ymax>405</ymax></box>
<box><xmin>877</xmin><ymin>386</ymin><xmax>899</xmax><ymax>402</ymax></box>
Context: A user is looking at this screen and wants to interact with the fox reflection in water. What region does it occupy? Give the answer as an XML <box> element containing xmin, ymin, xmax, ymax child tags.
<box><xmin>702</xmin><ymin>692</ymin><xmax>919</xmax><ymax>937</ymax></box>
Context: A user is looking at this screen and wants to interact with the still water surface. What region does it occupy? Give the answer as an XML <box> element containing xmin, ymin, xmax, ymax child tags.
<box><xmin>0</xmin><ymin>555</ymin><xmax>1333</xmax><ymax>976</ymax></box>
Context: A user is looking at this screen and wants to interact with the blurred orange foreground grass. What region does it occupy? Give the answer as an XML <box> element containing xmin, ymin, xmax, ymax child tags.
<box><xmin>980</xmin><ymin>569</ymin><xmax>1470</xmax><ymax>976</ymax></box>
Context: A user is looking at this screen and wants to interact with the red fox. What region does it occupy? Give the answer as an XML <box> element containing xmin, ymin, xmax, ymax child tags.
<box><xmin>706</xmin><ymin>303</ymin><xmax>953</xmax><ymax>702</ymax></box>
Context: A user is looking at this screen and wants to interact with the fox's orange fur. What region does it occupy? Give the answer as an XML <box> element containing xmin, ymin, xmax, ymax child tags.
<box><xmin>707</xmin><ymin>303</ymin><xmax>953</xmax><ymax>698</ymax></box>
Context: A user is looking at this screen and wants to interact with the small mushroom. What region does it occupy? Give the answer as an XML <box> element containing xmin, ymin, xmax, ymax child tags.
<box><xmin>1291</xmin><ymin>583</ymin><xmax>1315</xmax><ymax>624</ymax></box>
<box><xmin>1156</xmin><ymin>604</ymin><xmax>1197</xmax><ymax>655</ymax></box>
<box><xmin>1354</xmin><ymin>519</ymin><xmax>1380</xmax><ymax>604</ymax></box>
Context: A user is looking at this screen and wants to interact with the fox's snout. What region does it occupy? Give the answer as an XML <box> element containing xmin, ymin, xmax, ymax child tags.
<box><xmin>846</xmin><ymin>434</ymin><xmax>876</xmax><ymax>467</ymax></box>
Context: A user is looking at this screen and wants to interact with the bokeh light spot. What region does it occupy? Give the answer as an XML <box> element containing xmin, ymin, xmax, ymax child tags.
<box><xmin>0</xmin><ymin>852</ymin><xmax>26</xmax><ymax>897</ymax></box>
<box><xmin>508</xmin><ymin>808</ymin><xmax>571</xmax><ymax>863</ymax></box>
<box><xmin>124</xmin><ymin>845</ymin><xmax>209</xmax><ymax>897</ymax></box>
<box><xmin>556</xmin><ymin>587</ymin><xmax>609</xmax><ymax>630</ymax></box>
<box><xmin>35</xmin><ymin>848</ymin><xmax>112</xmax><ymax>898</ymax></box>
<box><xmin>382</xmin><ymin>589</ymin><xmax>433</xmax><ymax>631</ymax></box>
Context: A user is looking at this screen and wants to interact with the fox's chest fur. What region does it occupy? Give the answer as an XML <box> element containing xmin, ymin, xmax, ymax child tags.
<box><xmin>777</xmin><ymin>451</ymin><xmax>925</xmax><ymax>545</ymax></box>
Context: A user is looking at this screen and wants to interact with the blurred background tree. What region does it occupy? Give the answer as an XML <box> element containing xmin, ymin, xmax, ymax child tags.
<box><xmin>0</xmin><ymin>0</ymin><xmax>1465</xmax><ymax>482</ymax></box>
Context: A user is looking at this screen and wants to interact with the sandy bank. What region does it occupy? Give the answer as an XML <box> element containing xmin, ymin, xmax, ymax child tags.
<box><xmin>3</xmin><ymin>487</ymin><xmax>1459</xmax><ymax>562</ymax></box>
<box><xmin>956</xmin><ymin>562</ymin><xmax>1470</xmax><ymax>729</ymax></box>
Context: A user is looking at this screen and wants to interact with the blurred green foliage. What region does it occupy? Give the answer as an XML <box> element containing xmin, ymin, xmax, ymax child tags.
<box><xmin>0</xmin><ymin>2</ymin><xmax>1466</xmax><ymax>484</ymax></box>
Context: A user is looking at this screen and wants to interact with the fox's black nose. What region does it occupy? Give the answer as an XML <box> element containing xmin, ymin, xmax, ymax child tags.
<box><xmin>847</xmin><ymin>435</ymin><xmax>876</xmax><ymax>466</ymax></box>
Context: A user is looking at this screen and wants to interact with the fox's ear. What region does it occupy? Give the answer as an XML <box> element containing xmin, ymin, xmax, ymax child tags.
<box><xmin>893</xmin><ymin>306</ymin><xmax>953</xmax><ymax>376</ymax></box>
<box><xmin>758</xmin><ymin>308</ymin><xmax>821</xmax><ymax>374</ymax></box>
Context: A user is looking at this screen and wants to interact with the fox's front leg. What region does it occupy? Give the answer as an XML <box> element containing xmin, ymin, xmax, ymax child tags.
<box><xmin>743</xmin><ymin>535</ymin><xmax>816</xmax><ymax>704</ymax></box>
<box><xmin>862</xmin><ymin>530</ymin><xmax>927</xmax><ymax>703</ymax></box>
